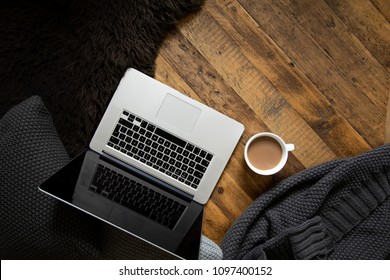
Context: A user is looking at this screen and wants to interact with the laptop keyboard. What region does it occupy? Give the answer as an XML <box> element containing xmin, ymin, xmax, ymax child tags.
<box><xmin>107</xmin><ymin>110</ymin><xmax>213</xmax><ymax>189</ymax></box>
<box><xmin>89</xmin><ymin>163</ymin><xmax>187</xmax><ymax>230</ymax></box>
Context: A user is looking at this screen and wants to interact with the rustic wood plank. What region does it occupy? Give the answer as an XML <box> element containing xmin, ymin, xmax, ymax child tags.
<box><xmin>202</xmin><ymin>200</ymin><xmax>231</xmax><ymax>244</ymax></box>
<box><xmin>205</xmin><ymin>0</ymin><xmax>372</xmax><ymax>157</ymax></box>
<box><xmin>324</xmin><ymin>0</ymin><xmax>390</xmax><ymax>72</ymax></box>
<box><xmin>176</xmin><ymin>9</ymin><xmax>338</xmax><ymax>168</ymax></box>
<box><xmin>156</xmin><ymin>31</ymin><xmax>304</xmax><ymax>194</ymax></box>
<box><xmin>370</xmin><ymin>0</ymin><xmax>390</xmax><ymax>21</ymax></box>
<box><xmin>238</xmin><ymin>0</ymin><xmax>388</xmax><ymax>147</ymax></box>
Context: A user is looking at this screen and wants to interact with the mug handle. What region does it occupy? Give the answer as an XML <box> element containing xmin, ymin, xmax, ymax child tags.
<box><xmin>286</xmin><ymin>143</ymin><xmax>295</xmax><ymax>152</ymax></box>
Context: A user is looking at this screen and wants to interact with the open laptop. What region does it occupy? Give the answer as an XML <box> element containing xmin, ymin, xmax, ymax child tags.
<box><xmin>39</xmin><ymin>68</ymin><xmax>244</xmax><ymax>259</ymax></box>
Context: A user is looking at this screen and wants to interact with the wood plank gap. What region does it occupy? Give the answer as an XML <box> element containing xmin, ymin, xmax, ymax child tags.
<box><xmin>206</xmin><ymin>0</ymin><xmax>372</xmax><ymax>156</ymax></box>
<box><xmin>178</xmin><ymin>8</ymin><xmax>338</xmax><ymax>167</ymax></box>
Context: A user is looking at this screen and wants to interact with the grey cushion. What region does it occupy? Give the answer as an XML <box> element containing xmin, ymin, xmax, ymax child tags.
<box><xmin>199</xmin><ymin>236</ymin><xmax>223</xmax><ymax>260</ymax></box>
<box><xmin>0</xmin><ymin>96</ymin><xmax>103</xmax><ymax>259</ymax></box>
<box><xmin>0</xmin><ymin>96</ymin><xmax>222</xmax><ymax>259</ymax></box>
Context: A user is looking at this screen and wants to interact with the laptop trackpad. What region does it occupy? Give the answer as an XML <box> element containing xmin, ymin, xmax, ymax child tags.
<box><xmin>156</xmin><ymin>93</ymin><xmax>201</xmax><ymax>133</ymax></box>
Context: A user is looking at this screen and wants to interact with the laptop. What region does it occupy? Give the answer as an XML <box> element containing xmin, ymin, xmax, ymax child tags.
<box><xmin>39</xmin><ymin>68</ymin><xmax>244</xmax><ymax>259</ymax></box>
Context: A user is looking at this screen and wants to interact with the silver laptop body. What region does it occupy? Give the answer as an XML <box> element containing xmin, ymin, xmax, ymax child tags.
<box><xmin>90</xmin><ymin>68</ymin><xmax>244</xmax><ymax>204</ymax></box>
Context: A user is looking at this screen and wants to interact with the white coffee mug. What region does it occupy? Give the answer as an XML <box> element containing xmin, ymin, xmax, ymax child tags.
<box><xmin>244</xmin><ymin>132</ymin><xmax>295</xmax><ymax>175</ymax></box>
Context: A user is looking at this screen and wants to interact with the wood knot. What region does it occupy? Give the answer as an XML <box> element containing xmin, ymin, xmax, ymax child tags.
<box><xmin>217</xmin><ymin>187</ymin><xmax>224</xmax><ymax>194</ymax></box>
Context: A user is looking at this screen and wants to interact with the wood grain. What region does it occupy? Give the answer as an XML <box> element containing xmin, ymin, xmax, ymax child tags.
<box><xmin>155</xmin><ymin>0</ymin><xmax>390</xmax><ymax>245</ymax></box>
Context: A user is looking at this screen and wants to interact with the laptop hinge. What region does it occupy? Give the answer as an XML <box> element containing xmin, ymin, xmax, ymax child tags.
<box><xmin>101</xmin><ymin>150</ymin><xmax>194</xmax><ymax>202</ymax></box>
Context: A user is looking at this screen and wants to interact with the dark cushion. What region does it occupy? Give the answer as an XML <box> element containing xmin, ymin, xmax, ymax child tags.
<box><xmin>0</xmin><ymin>96</ymin><xmax>104</xmax><ymax>259</ymax></box>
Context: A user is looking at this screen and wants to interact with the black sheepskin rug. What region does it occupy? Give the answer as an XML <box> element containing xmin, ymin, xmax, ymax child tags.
<box><xmin>0</xmin><ymin>0</ymin><xmax>203</xmax><ymax>156</ymax></box>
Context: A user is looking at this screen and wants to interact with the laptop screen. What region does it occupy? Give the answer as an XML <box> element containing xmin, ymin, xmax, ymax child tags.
<box><xmin>39</xmin><ymin>150</ymin><xmax>203</xmax><ymax>259</ymax></box>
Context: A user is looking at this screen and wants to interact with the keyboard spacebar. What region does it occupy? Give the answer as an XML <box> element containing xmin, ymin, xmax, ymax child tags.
<box><xmin>154</xmin><ymin>128</ymin><xmax>186</xmax><ymax>147</ymax></box>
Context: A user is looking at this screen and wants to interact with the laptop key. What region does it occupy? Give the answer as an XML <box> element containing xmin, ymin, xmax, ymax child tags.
<box><xmin>195</xmin><ymin>164</ymin><xmax>206</xmax><ymax>173</ymax></box>
<box><xmin>195</xmin><ymin>156</ymin><xmax>202</xmax><ymax>163</ymax></box>
<box><xmin>185</xmin><ymin>143</ymin><xmax>194</xmax><ymax>152</ymax></box>
<box><xmin>138</xmin><ymin>143</ymin><xmax>145</xmax><ymax>150</ymax></box>
<box><xmin>119</xmin><ymin>118</ymin><xmax>133</xmax><ymax>129</ymax></box>
<box><xmin>193</xmin><ymin>171</ymin><xmax>203</xmax><ymax>179</ymax></box>
<box><xmin>140</xmin><ymin>121</ymin><xmax>148</xmax><ymax>128</ymax></box>
<box><xmin>147</xmin><ymin>124</ymin><xmax>156</xmax><ymax>132</ymax></box>
<box><xmin>176</xmin><ymin>154</ymin><xmax>183</xmax><ymax>162</ymax></box>
<box><xmin>175</xmin><ymin>169</ymin><xmax>182</xmax><ymax>176</ymax></box>
<box><xmin>126</xmin><ymin>151</ymin><xmax>134</xmax><ymax>157</ymax></box>
<box><xmin>193</xmin><ymin>147</ymin><xmax>201</xmax><ymax>155</ymax></box>
<box><xmin>138</xmin><ymin>150</ymin><xmax>145</xmax><ymax>157</ymax></box>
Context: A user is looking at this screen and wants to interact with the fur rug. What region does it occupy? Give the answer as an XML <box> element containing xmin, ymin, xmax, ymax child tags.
<box><xmin>0</xmin><ymin>0</ymin><xmax>203</xmax><ymax>156</ymax></box>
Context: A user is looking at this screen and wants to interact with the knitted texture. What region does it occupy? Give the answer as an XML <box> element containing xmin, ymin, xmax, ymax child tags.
<box><xmin>221</xmin><ymin>144</ymin><xmax>390</xmax><ymax>260</ymax></box>
<box><xmin>0</xmin><ymin>96</ymin><xmax>100</xmax><ymax>259</ymax></box>
<box><xmin>199</xmin><ymin>236</ymin><xmax>223</xmax><ymax>260</ymax></box>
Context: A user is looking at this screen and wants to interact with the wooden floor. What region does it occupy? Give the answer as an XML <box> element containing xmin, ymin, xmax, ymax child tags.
<box><xmin>154</xmin><ymin>0</ymin><xmax>390</xmax><ymax>245</ymax></box>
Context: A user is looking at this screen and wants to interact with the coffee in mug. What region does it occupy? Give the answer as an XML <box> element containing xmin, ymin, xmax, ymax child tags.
<box><xmin>244</xmin><ymin>132</ymin><xmax>294</xmax><ymax>175</ymax></box>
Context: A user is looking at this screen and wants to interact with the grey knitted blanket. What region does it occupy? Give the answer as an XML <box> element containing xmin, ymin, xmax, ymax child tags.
<box><xmin>221</xmin><ymin>144</ymin><xmax>390</xmax><ymax>259</ymax></box>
